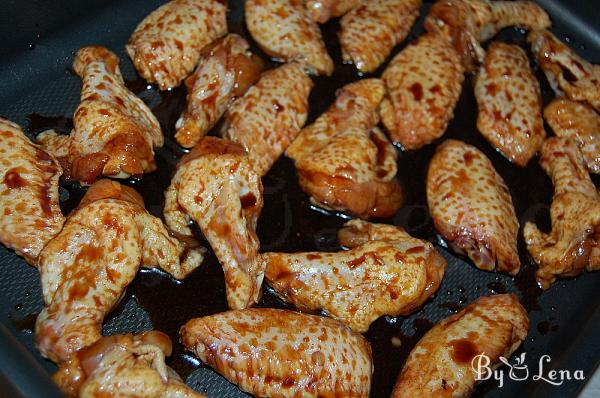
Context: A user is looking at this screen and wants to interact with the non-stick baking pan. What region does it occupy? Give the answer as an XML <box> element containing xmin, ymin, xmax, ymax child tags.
<box><xmin>0</xmin><ymin>0</ymin><xmax>599</xmax><ymax>397</ymax></box>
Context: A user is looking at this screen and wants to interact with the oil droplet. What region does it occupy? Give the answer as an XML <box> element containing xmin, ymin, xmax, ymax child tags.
<box><xmin>391</xmin><ymin>336</ymin><xmax>402</xmax><ymax>348</ymax></box>
<box><xmin>14</xmin><ymin>303</ymin><xmax>23</xmax><ymax>311</ymax></box>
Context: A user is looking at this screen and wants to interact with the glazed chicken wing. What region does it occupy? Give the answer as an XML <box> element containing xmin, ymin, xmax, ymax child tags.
<box><xmin>544</xmin><ymin>99</ymin><xmax>600</xmax><ymax>174</ymax></box>
<box><xmin>174</xmin><ymin>34</ymin><xmax>264</xmax><ymax>148</ymax></box>
<box><xmin>529</xmin><ymin>30</ymin><xmax>600</xmax><ymax>112</ymax></box>
<box><xmin>222</xmin><ymin>63</ymin><xmax>313</xmax><ymax>176</ymax></box>
<box><xmin>523</xmin><ymin>137</ymin><xmax>600</xmax><ymax>289</ymax></box>
<box><xmin>245</xmin><ymin>0</ymin><xmax>333</xmax><ymax>75</ymax></box>
<box><xmin>126</xmin><ymin>0</ymin><xmax>227</xmax><ymax>90</ymax></box>
<box><xmin>54</xmin><ymin>331</ymin><xmax>204</xmax><ymax>398</ymax></box>
<box><xmin>427</xmin><ymin>140</ymin><xmax>520</xmax><ymax>274</ymax></box>
<box><xmin>38</xmin><ymin>47</ymin><xmax>163</xmax><ymax>184</ymax></box>
<box><xmin>339</xmin><ymin>0</ymin><xmax>421</xmax><ymax>73</ymax></box>
<box><xmin>391</xmin><ymin>294</ymin><xmax>529</xmax><ymax>398</ymax></box>
<box><xmin>164</xmin><ymin>137</ymin><xmax>264</xmax><ymax>309</ymax></box>
<box><xmin>381</xmin><ymin>33</ymin><xmax>464</xmax><ymax>150</ymax></box>
<box><xmin>0</xmin><ymin>118</ymin><xmax>64</xmax><ymax>265</ymax></box>
<box><xmin>181</xmin><ymin>308</ymin><xmax>373</xmax><ymax>397</ymax></box>
<box><xmin>305</xmin><ymin>0</ymin><xmax>360</xmax><ymax>23</ymax></box>
<box><xmin>36</xmin><ymin>180</ymin><xmax>204</xmax><ymax>363</ymax></box>
<box><xmin>261</xmin><ymin>220</ymin><xmax>446</xmax><ymax>332</ymax></box>
<box><xmin>425</xmin><ymin>0</ymin><xmax>551</xmax><ymax>71</ymax></box>
<box><xmin>475</xmin><ymin>42</ymin><xmax>545</xmax><ymax>166</ymax></box>
<box><xmin>287</xmin><ymin>79</ymin><xmax>402</xmax><ymax>218</ymax></box>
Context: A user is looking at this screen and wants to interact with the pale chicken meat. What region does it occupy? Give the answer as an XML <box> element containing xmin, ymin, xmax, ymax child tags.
<box><xmin>339</xmin><ymin>0</ymin><xmax>421</xmax><ymax>73</ymax></box>
<box><xmin>261</xmin><ymin>220</ymin><xmax>447</xmax><ymax>332</ymax></box>
<box><xmin>38</xmin><ymin>47</ymin><xmax>163</xmax><ymax>184</ymax></box>
<box><xmin>174</xmin><ymin>34</ymin><xmax>264</xmax><ymax>148</ymax></box>
<box><xmin>164</xmin><ymin>137</ymin><xmax>264</xmax><ymax>309</ymax></box>
<box><xmin>544</xmin><ymin>99</ymin><xmax>600</xmax><ymax>174</ymax></box>
<box><xmin>126</xmin><ymin>0</ymin><xmax>227</xmax><ymax>90</ymax></box>
<box><xmin>523</xmin><ymin>137</ymin><xmax>600</xmax><ymax>289</ymax></box>
<box><xmin>305</xmin><ymin>0</ymin><xmax>360</xmax><ymax>23</ymax></box>
<box><xmin>427</xmin><ymin>140</ymin><xmax>520</xmax><ymax>274</ymax></box>
<box><xmin>245</xmin><ymin>0</ymin><xmax>333</xmax><ymax>75</ymax></box>
<box><xmin>0</xmin><ymin>118</ymin><xmax>64</xmax><ymax>265</ymax></box>
<box><xmin>287</xmin><ymin>79</ymin><xmax>402</xmax><ymax>218</ymax></box>
<box><xmin>36</xmin><ymin>180</ymin><xmax>204</xmax><ymax>363</ymax></box>
<box><xmin>425</xmin><ymin>0</ymin><xmax>551</xmax><ymax>71</ymax></box>
<box><xmin>391</xmin><ymin>294</ymin><xmax>529</xmax><ymax>398</ymax></box>
<box><xmin>475</xmin><ymin>42</ymin><xmax>545</xmax><ymax>166</ymax></box>
<box><xmin>54</xmin><ymin>331</ymin><xmax>205</xmax><ymax>398</ymax></box>
<box><xmin>222</xmin><ymin>63</ymin><xmax>313</xmax><ymax>176</ymax></box>
<box><xmin>381</xmin><ymin>33</ymin><xmax>464</xmax><ymax>150</ymax></box>
<box><xmin>181</xmin><ymin>308</ymin><xmax>373</xmax><ymax>397</ymax></box>
<box><xmin>529</xmin><ymin>30</ymin><xmax>600</xmax><ymax>112</ymax></box>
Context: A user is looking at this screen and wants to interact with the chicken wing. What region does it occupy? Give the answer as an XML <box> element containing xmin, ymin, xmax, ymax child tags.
<box><xmin>0</xmin><ymin>118</ymin><xmax>64</xmax><ymax>265</ymax></box>
<box><xmin>339</xmin><ymin>0</ymin><xmax>421</xmax><ymax>73</ymax></box>
<box><xmin>54</xmin><ymin>331</ymin><xmax>205</xmax><ymax>398</ymax></box>
<box><xmin>427</xmin><ymin>140</ymin><xmax>520</xmax><ymax>274</ymax></box>
<box><xmin>529</xmin><ymin>30</ymin><xmax>600</xmax><ymax>112</ymax></box>
<box><xmin>391</xmin><ymin>294</ymin><xmax>529</xmax><ymax>398</ymax></box>
<box><xmin>475</xmin><ymin>42</ymin><xmax>545</xmax><ymax>166</ymax></box>
<box><xmin>523</xmin><ymin>137</ymin><xmax>600</xmax><ymax>289</ymax></box>
<box><xmin>287</xmin><ymin>79</ymin><xmax>402</xmax><ymax>218</ymax></box>
<box><xmin>305</xmin><ymin>0</ymin><xmax>360</xmax><ymax>23</ymax></box>
<box><xmin>544</xmin><ymin>99</ymin><xmax>600</xmax><ymax>174</ymax></box>
<box><xmin>245</xmin><ymin>0</ymin><xmax>333</xmax><ymax>75</ymax></box>
<box><xmin>36</xmin><ymin>180</ymin><xmax>204</xmax><ymax>363</ymax></box>
<box><xmin>222</xmin><ymin>62</ymin><xmax>313</xmax><ymax>176</ymax></box>
<box><xmin>38</xmin><ymin>47</ymin><xmax>163</xmax><ymax>184</ymax></box>
<box><xmin>126</xmin><ymin>0</ymin><xmax>227</xmax><ymax>90</ymax></box>
<box><xmin>425</xmin><ymin>0</ymin><xmax>550</xmax><ymax>71</ymax></box>
<box><xmin>174</xmin><ymin>34</ymin><xmax>264</xmax><ymax>148</ymax></box>
<box><xmin>260</xmin><ymin>220</ymin><xmax>446</xmax><ymax>332</ymax></box>
<box><xmin>164</xmin><ymin>137</ymin><xmax>264</xmax><ymax>309</ymax></box>
<box><xmin>381</xmin><ymin>33</ymin><xmax>464</xmax><ymax>150</ymax></box>
<box><xmin>181</xmin><ymin>308</ymin><xmax>373</xmax><ymax>397</ymax></box>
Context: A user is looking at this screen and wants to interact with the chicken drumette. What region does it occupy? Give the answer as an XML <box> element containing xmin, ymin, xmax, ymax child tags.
<box><xmin>174</xmin><ymin>34</ymin><xmax>264</xmax><ymax>148</ymax></box>
<box><xmin>36</xmin><ymin>180</ymin><xmax>204</xmax><ymax>363</ymax></box>
<box><xmin>37</xmin><ymin>46</ymin><xmax>163</xmax><ymax>184</ymax></box>
<box><xmin>305</xmin><ymin>0</ymin><xmax>360</xmax><ymax>23</ymax></box>
<box><xmin>260</xmin><ymin>220</ymin><xmax>447</xmax><ymax>332</ymax></box>
<box><xmin>287</xmin><ymin>78</ymin><xmax>402</xmax><ymax>218</ymax></box>
<box><xmin>523</xmin><ymin>137</ymin><xmax>600</xmax><ymax>289</ymax></box>
<box><xmin>164</xmin><ymin>137</ymin><xmax>264</xmax><ymax>309</ymax></box>
<box><xmin>126</xmin><ymin>0</ymin><xmax>227</xmax><ymax>90</ymax></box>
<box><xmin>181</xmin><ymin>308</ymin><xmax>373</xmax><ymax>398</ymax></box>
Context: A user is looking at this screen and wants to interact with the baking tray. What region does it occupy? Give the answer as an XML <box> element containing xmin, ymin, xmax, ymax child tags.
<box><xmin>0</xmin><ymin>0</ymin><xmax>599</xmax><ymax>397</ymax></box>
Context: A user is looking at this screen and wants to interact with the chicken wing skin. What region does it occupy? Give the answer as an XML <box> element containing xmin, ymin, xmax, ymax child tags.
<box><xmin>0</xmin><ymin>118</ymin><xmax>64</xmax><ymax>265</ymax></box>
<box><xmin>245</xmin><ymin>0</ymin><xmax>333</xmax><ymax>75</ymax></box>
<box><xmin>529</xmin><ymin>30</ymin><xmax>600</xmax><ymax>112</ymax></box>
<box><xmin>427</xmin><ymin>140</ymin><xmax>520</xmax><ymax>274</ymax></box>
<box><xmin>174</xmin><ymin>34</ymin><xmax>264</xmax><ymax>148</ymax></box>
<box><xmin>475</xmin><ymin>42</ymin><xmax>545</xmax><ymax>166</ymax></box>
<box><xmin>36</xmin><ymin>180</ymin><xmax>203</xmax><ymax>363</ymax></box>
<box><xmin>38</xmin><ymin>47</ymin><xmax>163</xmax><ymax>184</ymax></box>
<box><xmin>126</xmin><ymin>0</ymin><xmax>227</xmax><ymax>90</ymax></box>
<box><xmin>523</xmin><ymin>137</ymin><xmax>600</xmax><ymax>289</ymax></box>
<box><xmin>339</xmin><ymin>0</ymin><xmax>421</xmax><ymax>73</ymax></box>
<box><xmin>261</xmin><ymin>220</ymin><xmax>446</xmax><ymax>332</ymax></box>
<box><xmin>544</xmin><ymin>99</ymin><xmax>600</xmax><ymax>174</ymax></box>
<box><xmin>287</xmin><ymin>79</ymin><xmax>402</xmax><ymax>218</ymax></box>
<box><xmin>181</xmin><ymin>308</ymin><xmax>373</xmax><ymax>398</ymax></box>
<box><xmin>165</xmin><ymin>137</ymin><xmax>264</xmax><ymax>309</ymax></box>
<box><xmin>222</xmin><ymin>63</ymin><xmax>313</xmax><ymax>176</ymax></box>
<box><xmin>305</xmin><ymin>0</ymin><xmax>360</xmax><ymax>23</ymax></box>
<box><xmin>425</xmin><ymin>0</ymin><xmax>550</xmax><ymax>71</ymax></box>
<box><xmin>54</xmin><ymin>331</ymin><xmax>205</xmax><ymax>398</ymax></box>
<box><xmin>391</xmin><ymin>294</ymin><xmax>529</xmax><ymax>398</ymax></box>
<box><xmin>381</xmin><ymin>33</ymin><xmax>464</xmax><ymax>150</ymax></box>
